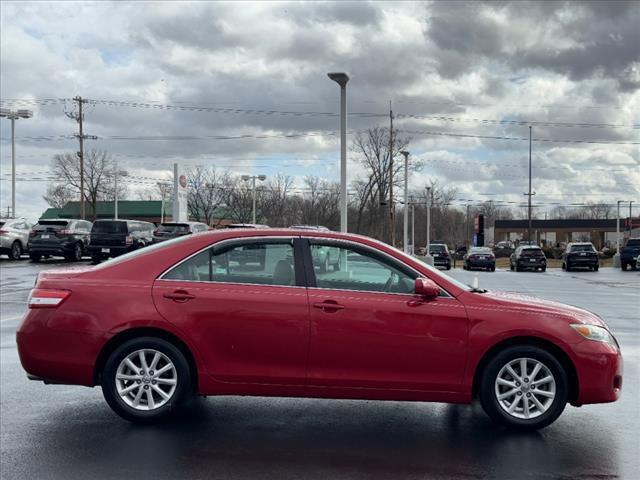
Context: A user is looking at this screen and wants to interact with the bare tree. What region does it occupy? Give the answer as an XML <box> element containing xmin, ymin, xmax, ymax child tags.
<box><xmin>260</xmin><ymin>174</ymin><xmax>295</xmax><ymax>226</ymax></box>
<box><xmin>43</xmin><ymin>183</ymin><xmax>76</xmax><ymax>209</ymax></box>
<box><xmin>50</xmin><ymin>149</ymin><xmax>121</xmax><ymax>220</ymax></box>
<box><xmin>223</xmin><ymin>176</ymin><xmax>256</xmax><ymax>223</ymax></box>
<box><xmin>186</xmin><ymin>166</ymin><xmax>230</xmax><ymax>225</ymax></box>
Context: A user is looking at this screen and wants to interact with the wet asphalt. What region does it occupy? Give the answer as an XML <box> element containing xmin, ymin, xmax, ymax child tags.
<box><xmin>1</xmin><ymin>258</ymin><xmax>638</xmax><ymax>480</ymax></box>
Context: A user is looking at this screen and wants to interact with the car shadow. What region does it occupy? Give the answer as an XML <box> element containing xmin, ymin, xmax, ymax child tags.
<box><xmin>22</xmin><ymin>396</ymin><xmax>620</xmax><ymax>479</ymax></box>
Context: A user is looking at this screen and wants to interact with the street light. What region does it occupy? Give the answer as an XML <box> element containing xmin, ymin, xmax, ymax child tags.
<box><xmin>0</xmin><ymin>108</ymin><xmax>33</xmax><ymax>218</ymax></box>
<box><xmin>328</xmin><ymin>72</ymin><xmax>349</xmax><ymax>232</ymax></box>
<box><xmin>401</xmin><ymin>150</ymin><xmax>410</xmax><ymax>253</ymax></box>
<box><xmin>241</xmin><ymin>174</ymin><xmax>267</xmax><ymax>224</ymax></box>
<box><xmin>424</xmin><ymin>186</ymin><xmax>434</xmax><ymax>266</ymax></box>
<box><xmin>113</xmin><ymin>165</ymin><xmax>128</xmax><ymax>219</ymax></box>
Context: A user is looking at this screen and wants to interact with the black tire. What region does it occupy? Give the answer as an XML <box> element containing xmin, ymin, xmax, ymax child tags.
<box><xmin>515</xmin><ymin>264</ymin><xmax>521</xmax><ymax>272</ymax></box>
<box><xmin>541</xmin><ymin>266</ymin><xmax>546</xmax><ymax>272</ymax></box>
<box><xmin>490</xmin><ymin>266</ymin><xmax>496</xmax><ymax>272</ymax></box>
<box><xmin>593</xmin><ymin>265</ymin><xmax>599</xmax><ymax>272</ymax></box>
<box><xmin>566</xmin><ymin>263</ymin><xmax>572</xmax><ymax>272</ymax></box>
<box><xmin>479</xmin><ymin>345</ymin><xmax>568</xmax><ymax>430</ymax></box>
<box><xmin>66</xmin><ymin>243</ymin><xmax>83</xmax><ymax>262</ymax></box>
<box><xmin>9</xmin><ymin>241</ymin><xmax>22</xmax><ymax>260</ymax></box>
<box><xmin>621</xmin><ymin>262</ymin><xmax>627</xmax><ymax>271</ymax></box>
<box><xmin>29</xmin><ymin>253</ymin><xmax>41</xmax><ymax>263</ymax></box>
<box><xmin>446</xmin><ymin>264</ymin><xmax>451</xmax><ymax>271</ymax></box>
<box><xmin>561</xmin><ymin>262</ymin><xmax>566</xmax><ymax>271</ymax></box>
<box><xmin>101</xmin><ymin>336</ymin><xmax>193</xmax><ymax>423</ymax></box>
<box><xmin>91</xmin><ymin>254</ymin><xmax>102</xmax><ymax>264</ymax></box>
<box><xmin>510</xmin><ymin>262</ymin><xmax>514</xmax><ymax>271</ymax></box>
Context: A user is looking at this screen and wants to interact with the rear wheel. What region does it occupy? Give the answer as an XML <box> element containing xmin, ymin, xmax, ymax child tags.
<box><xmin>29</xmin><ymin>253</ymin><xmax>41</xmax><ymax>262</ymax></box>
<box><xmin>490</xmin><ymin>266</ymin><xmax>496</xmax><ymax>272</ymax></box>
<box><xmin>9</xmin><ymin>241</ymin><xmax>22</xmax><ymax>260</ymax></box>
<box><xmin>621</xmin><ymin>262</ymin><xmax>627</xmax><ymax>271</ymax></box>
<box><xmin>91</xmin><ymin>253</ymin><xmax>102</xmax><ymax>264</ymax></box>
<box><xmin>101</xmin><ymin>337</ymin><xmax>192</xmax><ymax>423</ymax></box>
<box><xmin>66</xmin><ymin>243</ymin><xmax>83</xmax><ymax>262</ymax></box>
<box><xmin>566</xmin><ymin>263</ymin><xmax>572</xmax><ymax>272</ymax></box>
<box><xmin>479</xmin><ymin>345</ymin><xmax>568</xmax><ymax>430</ymax></box>
<box><xmin>541</xmin><ymin>266</ymin><xmax>546</xmax><ymax>272</ymax></box>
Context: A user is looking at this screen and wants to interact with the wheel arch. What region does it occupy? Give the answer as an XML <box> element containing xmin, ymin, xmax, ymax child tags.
<box><xmin>93</xmin><ymin>327</ymin><xmax>198</xmax><ymax>392</ymax></box>
<box><xmin>471</xmin><ymin>336</ymin><xmax>579</xmax><ymax>403</ymax></box>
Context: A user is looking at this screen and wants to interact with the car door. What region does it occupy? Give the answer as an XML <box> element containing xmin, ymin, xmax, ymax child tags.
<box><xmin>152</xmin><ymin>237</ymin><xmax>310</xmax><ymax>385</ymax></box>
<box><xmin>304</xmin><ymin>239</ymin><xmax>469</xmax><ymax>393</ymax></box>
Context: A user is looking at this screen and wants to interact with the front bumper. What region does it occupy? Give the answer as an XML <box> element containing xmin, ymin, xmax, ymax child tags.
<box><xmin>573</xmin><ymin>340</ymin><xmax>623</xmax><ymax>405</ymax></box>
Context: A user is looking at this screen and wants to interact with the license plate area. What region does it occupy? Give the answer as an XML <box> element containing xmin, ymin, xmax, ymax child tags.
<box><xmin>101</xmin><ymin>248</ymin><xmax>110</xmax><ymax>253</ymax></box>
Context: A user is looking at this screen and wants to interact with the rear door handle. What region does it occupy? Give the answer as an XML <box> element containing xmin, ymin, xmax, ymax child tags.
<box><xmin>313</xmin><ymin>301</ymin><xmax>345</xmax><ymax>312</ymax></box>
<box><xmin>163</xmin><ymin>290</ymin><xmax>195</xmax><ymax>302</ymax></box>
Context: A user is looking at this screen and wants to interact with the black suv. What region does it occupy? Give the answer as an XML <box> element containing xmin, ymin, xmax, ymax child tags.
<box><xmin>510</xmin><ymin>245</ymin><xmax>547</xmax><ymax>272</ymax></box>
<box><xmin>89</xmin><ymin>219</ymin><xmax>154</xmax><ymax>263</ymax></box>
<box><xmin>429</xmin><ymin>244</ymin><xmax>452</xmax><ymax>270</ymax></box>
<box><xmin>152</xmin><ymin>221</ymin><xmax>209</xmax><ymax>243</ymax></box>
<box><xmin>562</xmin><ymin>242</ymin><xmax>599</xmax><ymax>271</ymax></box>
<box><xmin>28</xmin><ymin>219</ymin><xmax>92</xmax><ymax>262</ymax></box>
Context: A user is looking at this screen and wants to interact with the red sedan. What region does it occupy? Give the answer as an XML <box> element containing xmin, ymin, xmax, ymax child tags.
<box><xmin>17</xmin><ymin>229</ymin><xmax>622</xmax><ymax>429</ymax></box>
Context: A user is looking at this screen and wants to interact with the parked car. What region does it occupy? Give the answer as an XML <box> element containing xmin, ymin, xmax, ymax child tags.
<box><xmin>620</xmin><ymin>238</ymin><xmax>640</xmax><ymax>271</ymax></box>
<box><xmin>562</xmin><ymin>242</ymin><xmax>599</xmax><ymax>272</ymax></box>
<box><xmin>494</xmin><ymin>240</ymin><xmax>515</xmax><ymax>258</ymax></box>
<box><xmin>464</xmin><ymin>246</ymin><xmax>496</xmax><ymax>271</ymax></box>
<box><xmin>510</xmin><ymin>245</ymin><xmax>547</xmax><ymax>272</ymax></box>
<box><xmin>88</xmin><ymin>219</ymin><xmax>154</xmax><ymax>263</ymax></box>
<box><xmin>226</xmin><ymin>223</ymin><xmax>270</xmax><ymax>229</ymax></box>
<box><xmin>17</xmin><ymin>229</ymin><xmax>623</xmax><ymax>429</ymax></box>
<box><xmin>289</xmin><ymin>225</ymin><xmax>331</xmax><ymax>231</ymax></box>
<box><xmin>429</xmin><ymin>243</ymin><xmax>451</xmax><ymax>270</ymax></box>
<box><xmin>28</xmin><ymin>219</ymin><xmax>92</xmax><ymax>262</ymax></box>
<box><xmin>0</xmin><ymin>218</ymin><xmax>32</xmax><ymax>260</ymax></box>
<box><xmin>152</xmin><ymin>222</ymin><xmax>209</xmax><ymax>244</ymax></box>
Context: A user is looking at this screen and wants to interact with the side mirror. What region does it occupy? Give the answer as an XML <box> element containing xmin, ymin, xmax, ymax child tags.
<box><xmin>415</xmin><ymin>277</ymin><xmax>440</xmax><ymax>298</ymax></box>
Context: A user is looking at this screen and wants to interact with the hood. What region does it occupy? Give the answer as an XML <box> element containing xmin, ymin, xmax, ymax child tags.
<box><xmin>482</xmin><ymin>290</ymin><xmax>607</xmax><ymax>328</ymax></box>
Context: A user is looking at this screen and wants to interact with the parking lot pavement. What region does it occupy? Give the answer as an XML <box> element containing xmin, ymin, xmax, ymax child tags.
<box><xmin>1</xmin><ymin>260</ymin><xmax>639</xmax><ymax>480</ymax></box>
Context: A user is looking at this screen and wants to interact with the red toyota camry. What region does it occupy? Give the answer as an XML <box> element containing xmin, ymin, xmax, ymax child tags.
<box><xmin>17</xmin><ymin>229</ymin><xmax>622</xmax><ymax>429</ymax></box>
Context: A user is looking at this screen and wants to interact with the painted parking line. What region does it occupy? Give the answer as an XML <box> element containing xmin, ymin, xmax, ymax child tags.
<box><xmin>0</xmin><ymin>314</ymin><xmax>24</xmax><ymax>324</ymax></box>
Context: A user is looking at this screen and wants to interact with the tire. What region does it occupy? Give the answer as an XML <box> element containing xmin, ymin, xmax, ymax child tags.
<box><xmin>621</xmin><ymin>262</ymin><xmax>627</xmax><ymax>271</ymax></box>
<box><xmin>9</xmin><ymin>241</ymin><xmax>22</xmax><ymax>260</ymax></box>
<box><xmin>510</xmin><ymin>262</ymin><xmax>514</xmax><ymax>271</ymax></box>
<box><xmin>593</xmin><ymin>265</ymin><xmax>599</xmax><ymax>272</ymax></box>
<box><xmin>561</xmin><ymin>262</ymin><xmax>566</xmax><ymax>271</ymax></box>
<box><xmin>91</xmin><ymin>254</ymin><xmax>102</xmax><ymax>264</ymax></box>
<box><xmin>490</xmin><ymin>266</ymin><xmax>496</xmax><ymax>272</ymax></box>
<box><xmin>101</xmin><ymin>336</ymin><xmax>193</xmax><ymax>423</ymax></box>
<box><xmin>66</xmin><ymin>243</ymin><xmax>83</xmax><ymax>262</ymax></box>
<box><xmin>541</xmin><ymin>267</ymin><xmax>546</xmax><ymax>272</ymax></box>
<box><xmin>446</xmin><ymin>264</ymin><xmax>451</xmax><ymax>271</ymax></box>
<box><xmin>479</xmin><ymin>345</ymin><xmax>568</xmax><ymax>430</ymax></box>
<box><xmin>515</xmin><ymin>264</ymin><xmax>521</xmax><ymax>272</ymax></box>
<box><xmin>29</xmin><ymin>253</ymin><xmax>41</xmax><ymax>263</ymax></box>
<box><xmin>566</xmin><ymin>263</ymin><xmax>572</xmax><ymax>272</ymax></box>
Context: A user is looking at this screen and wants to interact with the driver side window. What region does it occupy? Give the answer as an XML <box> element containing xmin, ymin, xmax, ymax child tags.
<box><xmin>309</xmin><ymin>243</ymin><xmax>415</xmax><ymax>294</ymax></box>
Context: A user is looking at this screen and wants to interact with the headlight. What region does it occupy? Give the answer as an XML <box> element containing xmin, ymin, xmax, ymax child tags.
<box><xmin>571</xmin><ymin>324</ymin><xmax>615</xmax><ymax>345</ymax></box>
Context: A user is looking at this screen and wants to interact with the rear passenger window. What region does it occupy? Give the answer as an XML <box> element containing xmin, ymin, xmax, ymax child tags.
<box><xmin>162</xmin><ymin>241</ymin><xmax>296</xmax><ymax>286</ymax></box>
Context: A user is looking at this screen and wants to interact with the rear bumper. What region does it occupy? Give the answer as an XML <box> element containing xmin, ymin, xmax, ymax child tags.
<box><xmin>432</xmin><ymin>257</ymin><xmax>451</xmax><ymax>267</ymax></box>
<box><xmin>28</xmin><ymin>242</ymin><xmax>75</xmax><ymax>256</ymax></box>
<box><xmin>88</xmin><ymin>245</ymin><xmax>132</xmax><ymax>257</ymax></box>
<box><xmin>517</xmin><ymin>260</ymin><xmax>546</xmax><ymax>269</ymax></box>
<box><xmin>567</xmin><ymin>257</ymin><xmax>599</xmax><ymax>267</ymax></box>
<box><xmin>467</xmin><ymin>260</ymin><xmax>495</xmax><ymax>268</ymax></box>
<box><xmin>16</xmin><ymin>309</ymin><xmax>104</xmax><ymax>387</ymax></box>
<box><xmin>574</xmin><ymin>341</ymin><xmax>623</xmax><ymax>405</ymax></box>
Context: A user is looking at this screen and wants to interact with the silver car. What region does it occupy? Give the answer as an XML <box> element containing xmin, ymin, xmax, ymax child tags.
<box><xmin>0</xmin><ymin>218</ymin><xmax>32</xmax><ymax>260</ymax></box>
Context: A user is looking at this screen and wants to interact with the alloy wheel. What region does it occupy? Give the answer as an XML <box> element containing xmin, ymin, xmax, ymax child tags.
<box><xmin>494</xmin><ymin>357</ymin><xmax>556</xmax><ymax>420</ymax></box>
<box><xmin>115</xmin><ymin>349</ymin><xmax>178</xmax><ymax>411</ymax></box>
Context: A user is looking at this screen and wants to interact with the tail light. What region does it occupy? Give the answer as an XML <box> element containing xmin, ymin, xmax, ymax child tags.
<box><xmin>125</xmin><ymin>235</ymin><xmax>133</xmax><ymax>245</ymax></box>
<box><xmin>28</xmin><ymin>289</ymin><xmax>70</xmax><ymax>309</ymax></box>
<box><xmin>59</xmin><ymin>229</ymin><xmax>72</xmax><ymax>235</ymax></box>
<box><xmin>443</xmin><ymin>251</ymin><xmax>449</xmax><ymax>257</ymax></box>
<box><xmin>0</xmin><ymin>229</ymin><xmax>7</xmax><ymax>236</ymax></box>
<box><xmin>470</xmin><ymin>255</ymin><xmax>478</xmax><ymax>259</ymax></box>
<box><xmin>29</xmin><ymin>230</ymin><xmax>37</xmax><ymax>237</ymax></box>
<box><xmin>153</xmin><ymin>229</ymin><xmax>160</xmax><ymax>235</ymax></box>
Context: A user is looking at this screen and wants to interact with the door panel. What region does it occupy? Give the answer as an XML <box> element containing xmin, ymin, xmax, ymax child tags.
<box><xmin>305</xmin><ymin>241</ymin><xmax>469</xmax><ymax>392</ymax></box>
<box><xmin>152</xmin><ymin>239</ymin><xmax>310</xmax><ymax>385</ymax></box>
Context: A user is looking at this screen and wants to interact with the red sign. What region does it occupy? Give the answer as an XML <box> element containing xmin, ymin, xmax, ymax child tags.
<box><xmin>179</xmin><ymin>175</ymin><xmax>187</xmax><ymax>188</ymax></box>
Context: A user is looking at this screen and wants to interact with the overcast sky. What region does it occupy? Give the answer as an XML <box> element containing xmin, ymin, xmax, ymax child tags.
<box><xmin>1</xmin><ymin>0</ymin><xmax>639</xmax><ymax>221</ymax></box>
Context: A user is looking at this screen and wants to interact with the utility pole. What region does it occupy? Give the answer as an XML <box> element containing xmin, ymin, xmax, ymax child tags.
<box><xmin>466</xmin><ymin>202</ymin><xmax>471</xmax><ymax>246</ymax></box>
<box><xmin>630</xmin><ymin>201</ymin><xmax>635</xmax><ymax>236</ymax></box>
<box><xmin>401</xmin><ymin>150</ymin><xmax>410</xmax><ymax>253</ymax></box>
<box><xmin>424</xmin><ymin>186</ymin><xmax>433</xmax><ymax>265</ymax></box>
<box><xmin>388</xmin><ymin>101</ymin><xmax>395</xmax><ymax>246</ymax></box>
<box><xmin>614</xmin><ymin>200</ymin><xmax>623</xmax><ymax>268</ymax></box>
<box><xmin>68</xmin><ymin>96</ymin><xmax>96</xmax><ymax>220</ymax></box>
<box><xmin>410</xmin><ymin>196</ymin><xmax>415</xmax><ymax>256</ymax></box>
<box><xmin>524</xmin><ymin>125</ymin><xmax>535</xmax><ymax>244</ymax></box>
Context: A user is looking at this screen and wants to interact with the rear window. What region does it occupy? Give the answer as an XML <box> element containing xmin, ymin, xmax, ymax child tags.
<box><xmin>521</xmin><ymin>248</ymin><xmax>544</xmax><ymax>257</ymax></box>
<box><xmin>92</xmin><ymin>221</ymin><xmax>128</xmax><ymax>234</ymax></box>
<box><xmin>571</xmin><ymin>244</ymin><xmax>595</xmax><ymax>252</ymax></box>
<box><xmin>429</xmin><ymin>245</ymin><xmax>446</xmax><ymax>252</ymax></box>
<box><xmin>158</xmin><ymin>223</ymin><xmax>190</xmax><ymax>233</ymax></box>
<box><xmin>626</xmin><ymin>239</ymin><xmax>640</xmax><ymax>247</ymax></box>
<box><xmin>34</xmin><ymin>221</ymin><xmax>68</xmax><ymax>231</ymax></box>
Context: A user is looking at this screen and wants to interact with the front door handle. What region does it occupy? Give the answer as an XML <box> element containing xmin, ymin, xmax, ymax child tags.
<box><xmin>313</xmin><ymin>301</ymin><xmax>345</xmax><ymax>312</ymax></box>
<box><xmin>163</xmin><ymin>290</ymin><xmax>195</xmax><ymax>302</ymax></box>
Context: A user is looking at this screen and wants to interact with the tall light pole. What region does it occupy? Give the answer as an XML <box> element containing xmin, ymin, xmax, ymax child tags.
<box><xmin>424</xmin><ymin>186</ymin><xmax>433</xmax><ymax>265</ymax></box>
<box><xmin>401</xmin><ymin>150</ymin><xmax>410</xmax><ymax>253</ymax></box>
<box><xmin>411</xmin><ymin>198</ymin><xmax>415</xmax><ymax>256</ymax></box>
<box><xmin>328</xmin><ymin>72</ymin><xmax>349</xmax><ymax>232</ymax></box>
<box><xmin>157</xmin><ymin>182</ymin><xmax>171</xmax><ymax>224</ymax></box>
<box><xmin>614</xmin><ymin>200</ymin><xmax>624</xmax><ymax>267</ymax></box>
<box><xmin>630</xmin><ymin>201</ymin><xmax>635</xmax><ymax>236</ymax></box>
<box><xmin>0</xmin><ymin>108</ymin><xmax>33</xmax><ymax>218</ymax></box>
<box><xmin>242</xmin><ymin>174</ymin><xmax>266</xmax><ymax>224</ymax></box>
<box><xmin>113</xmin><ymin>165</ymin><xmax>128</xmax><ymax>219</ymax></box>
<box><xmin>524</xmin><ymin>125</ymin><xmax>535</xmax><ymax>244</ymax></box>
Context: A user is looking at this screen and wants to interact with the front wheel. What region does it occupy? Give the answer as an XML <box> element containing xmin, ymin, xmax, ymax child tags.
<box><xmin>479</xmin><ymin>346</ymin><xmax>568</xmax><ymax>430</ymax></box>
<box><xmin>101</xmin><ymin>337</ymin><xmax>193</xmax><ymax>423</ymax></box>
<box><xmin>593</xmin><ymin>264</ymin><xmax>599</xmax><ymax>272</ymax></box>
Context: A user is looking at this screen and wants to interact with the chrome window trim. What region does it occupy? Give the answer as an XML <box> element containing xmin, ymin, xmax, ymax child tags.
<box><xmin>305</xmin><ymin>237</ymin><xmax>454</xmax><ymax>298</ymax></box>
<box><xmin>157</xmin><ymin>235</ymin><xmax>302</xmax><ymax>288</ymax></box>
